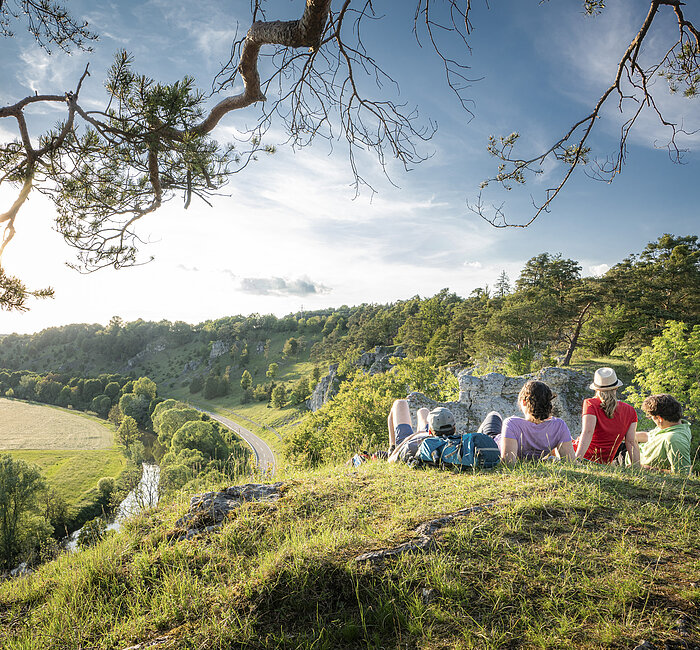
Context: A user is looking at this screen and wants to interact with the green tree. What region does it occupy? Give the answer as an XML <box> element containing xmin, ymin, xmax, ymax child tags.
<box><xmin>152</xmin><ymin>401</ymin><xmax>201</xmax><ymax>447</ymax></box>
<box><xmin>133</xmin><ymin>376</ymin><xmax>157</xmax><ymax>401</ymax></box>
<box><xmin>282</xmin><ymin>337</ymin><xmax>299</xmax><ymax>358</ymax></box>
<box><xmin>604</xmin><ymin>234</ymin><xmax>700</xmax><ymax>348</ymax></box>
<box><xmin>55</xmin><ymin>385</ymin><xmax>71</xmax><ymax>408</ymax></box>
<box><xmin>97</xmin><ymin>477</ymin><xmax>116</xmax><ymax>503</ymax></box>
<box><xmin>203</xmin><ymin>374</ymin><xmax>227</xmax><ymax>399</ymax></box>
<box><xmin>0</xmin><ymin>455</ymin><xmax>46</xmax><ymax>569</ymax></box>
<box><xmin>240</xmin><ymin>370</ymin><xmax>253</xmax><ymax>391</ymax></box>
<box><xmin>266</xmin><ymin>362</ymin><xmax>278</xmax><ymax>379</ymax></box>
<box><xmin>627</xmin><ymin>321</ymin><xmax>700</xmax><ymax>426</ymax></box>
<box><xmin>284</xmin><ymin>370</ymin><xmax>403</xmax><ymax>467</ymax></box>
<box><xmin>108</xmin><ymin>403</ymin><xmax>123</xmax><ymax>427</ymax></box>
<box><xmin>289</xmin><ymin>378</ymin><xmax>310</xmax><ymax>405</ymax></box>
<box><xmin>91</xmin><ymin>394</ymin><xmax>112</xmax><ymax>418</ymax></box>
<box><xmin>119</xmin><ymin>392</ymin><xmax>151</xmax><ymax>429</ymax></box>
<box><xmin>189</xmin><ymin>376</ymin><xmax>204</xmax><ymax>394</ymax></box>
<box><xmin>103</xmin><ymin>381</ymin><xmax>121</xmax><ymax>401</ymax></box>
<box><xmin>116</xmin><ymin>415</ymin><xmax>140</xmax><ymax>450</ymax></box>
<box><xmin>170</xmin><ymin>421</ymin><xmax>228</xmax><ymax>461</ymax></box>
<box><xmin>271</xmin><ymin>384</ymin><xmax>287</xmax><ymax>409</ymax></box>
<box><xmin>35</xmin><ymin>378</ymin><xmax>63</xmax><ymax>404</ymax></box>
<box><xmin>82</xmin><ymin>378</ymin><xmax>103</xmax><ymax>403</ymax></box>
<box><xmin>494</xmin><ymin>270</ymin><xmax>511</xmax><ymax>298</ymax></box>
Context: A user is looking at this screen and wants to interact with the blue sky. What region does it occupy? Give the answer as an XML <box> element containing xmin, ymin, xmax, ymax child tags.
<box><xmin>0</xmin><ymin>0</ymin><xmax>698</xmax><ymax>334</ymax></box>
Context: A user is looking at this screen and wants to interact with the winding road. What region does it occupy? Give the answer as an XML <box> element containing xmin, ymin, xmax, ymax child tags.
<box><xmin>204</xmin><ymin>410</ymin><xmax>277</xmax><ymax>477</ymax></box>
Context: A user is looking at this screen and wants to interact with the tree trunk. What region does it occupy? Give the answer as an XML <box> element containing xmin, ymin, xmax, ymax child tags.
<box><xmin>561</xmin><ymin>302</ymin><xmax>592</xmax><ymax>366</ymax></box>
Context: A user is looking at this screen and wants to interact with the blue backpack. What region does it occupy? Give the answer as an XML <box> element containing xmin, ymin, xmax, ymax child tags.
<box><xmin>418</xmin><ymin>433</ymin><xmax>500</xmax><ymax>469</ymax></box>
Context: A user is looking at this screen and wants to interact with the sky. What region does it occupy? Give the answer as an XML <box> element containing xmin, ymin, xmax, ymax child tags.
<box><xmin>0</xmin><ymin>0</ymin><xmax>698</xmax><ymax>335</ymax></box>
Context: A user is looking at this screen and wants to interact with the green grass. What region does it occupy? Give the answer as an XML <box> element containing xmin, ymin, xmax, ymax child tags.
<box><xmin>1</xmin><ymin>461</ymin><xmax>699</xmax><ymax>649</ymax></box>
<box><xmin>165</xmin><ymin>340</ymin><xmax>321</xmax><ymax>467</ymax></box>
<box><xmin>0</xmin><ymin>399</ymin><xmax>125</xmax><ymax>520</ymax></box>
<box><xmin>7</xmin><ymin>449</ymin><xmax>126</xmax><ymax>514</ymax></box>
<box><xmin>568</xmin><ymin>354</ymin><xmax>637</xmax><ymax>386</ymax></box>
<box><xmin>0</xmin><ymin>398</ymin><xmax>114</xmax><ymax>450</ymax></box>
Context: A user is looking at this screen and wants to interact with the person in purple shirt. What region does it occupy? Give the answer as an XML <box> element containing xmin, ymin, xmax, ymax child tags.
<box><xmin>493</xmin><ymin>380</ymin><xmax>576</xmax><ymax>462</ymax></box>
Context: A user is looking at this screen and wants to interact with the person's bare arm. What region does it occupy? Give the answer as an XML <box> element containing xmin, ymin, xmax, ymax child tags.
<box><xmin>555</xmin><ymin>440</ymin><xmax>576</xmax><ymax>461</ymax></box>
<box><xmin>625</xmin><ymin>422</ymin><xmax>640</xmax><ymax>467</ymax></box>
<box><xmin>575</xmin><ymin>414</ymin><xmax>596</xmax><ymax>460</ymax></box>
<box><xmin>501</xmin><ymin>437</ymin><xmax>519</xmax><ymax>463</ymax></box>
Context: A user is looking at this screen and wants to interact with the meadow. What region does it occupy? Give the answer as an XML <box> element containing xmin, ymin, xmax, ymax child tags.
<box><xmin>8</xmin><ymin>449</ymin><xmax>126</xmax><ymax>514</ymax></box>
<box><xmin>0</xmin><ymin>398</ymin><xmax>113</xmax><ymax>449</ymax></box>
<box><xmin>1</xmin><ymin>461</ymin><xmax>698</xmax><ymax>649</ymax></box>
<box><xmin>0</xmin><ymin>398</ymin><xmax>125</xmax><ymax>517</ymax></box>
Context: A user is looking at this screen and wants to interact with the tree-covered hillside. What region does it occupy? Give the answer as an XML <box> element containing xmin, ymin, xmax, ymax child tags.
<box><xmin>1</xmin><ymin>234</ymin><xmax>698</xmax><ymax>385</ymax></box>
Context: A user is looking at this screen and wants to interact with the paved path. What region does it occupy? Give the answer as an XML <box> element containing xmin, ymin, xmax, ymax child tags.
<box><xmin>204</xmin><ymin>410</ymin><xmax>277</xmax><ymax>477</ymax></box>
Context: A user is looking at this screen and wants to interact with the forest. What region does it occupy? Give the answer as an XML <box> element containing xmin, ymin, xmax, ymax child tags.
<box><xmin>1</xmin><ymin>233</ymin><xmax>698</xmax><ymax>379</ymax></box>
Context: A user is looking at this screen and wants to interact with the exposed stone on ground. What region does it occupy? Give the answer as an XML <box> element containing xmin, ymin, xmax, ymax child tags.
<box><xmin>408</xmin><ymin>366</ymin><xmax>593</xmax><ymax>437</ymax></box>
<box><xmin>124</xmin><ymin>340</ymin><xmax>167</xmax><ymax>370</ymax></box>
<box><xmin>356</xmin><ymin>345</ymin><xmax>405</xmax><ymax>375</ymax></box>
<box><xmin>123</xmin><ymin>636</ymin><xmax>171</xmax><ymax>650</ymax></box>
<box><xmin>173</xmin><ymin>482</ymin><xmax>284</xmax><ymax>541</ymax></box>
<box><xmin>209</xmin><ymin>340</ymin><xmax>228</xmax><ymax>359</ymax></box>
<box><xmin>307</xmin><ymin>363</ymin><xmax>340</xmax><ymax>411</ymax></box>
<box><xmin>355</xmin><ymin>503</ymin><xmax>495</xmax><ymax>564</ymax></box>
<box><xmin>0</xmin><ymin>562</ymin><xmax>34</xmax><ymax>581</ymax></box>
<box><xmin>182</xmin><ymin>359</ymin><xmax>200</xmax><ymax>373</ymax></box>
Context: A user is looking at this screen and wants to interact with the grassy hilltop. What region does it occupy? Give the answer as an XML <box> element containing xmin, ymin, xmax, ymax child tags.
<box><xmin>1</xmin><ymin>461</ymin><xmax>699</xmax><ymax>649</ymax></box>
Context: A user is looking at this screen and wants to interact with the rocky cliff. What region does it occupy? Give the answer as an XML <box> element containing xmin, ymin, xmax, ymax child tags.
<box><xmin>407</xmin><ymin>367</ymin><xmax>593</xmax><ymax>436</ymax></box>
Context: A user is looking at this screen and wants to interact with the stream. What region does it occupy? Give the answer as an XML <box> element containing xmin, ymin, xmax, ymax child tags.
<box><xmin>66</xmin><ymin>463</ymin><xmax>160</xmax><ymax>551</ymax></box>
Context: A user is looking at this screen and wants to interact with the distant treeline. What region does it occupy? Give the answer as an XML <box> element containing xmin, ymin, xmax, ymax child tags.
<box><xmin>0</xmin><ymin>369</ymin><xmax>141</xmax><ymax>418</ymax></box>
<box><xmin>0</xmin><ymin>234</ymin><xmax>697</xmax><ymax>379</ymax></box>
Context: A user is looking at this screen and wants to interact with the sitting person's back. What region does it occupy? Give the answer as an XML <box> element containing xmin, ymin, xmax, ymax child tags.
<box><xmin>631</xmin><ymin>394</ymin><xmax>692</xmax><ymax>474</ymax></box>
<box><xmin>496</xmin><ymin>380</ymin><xmax>575</xmax><ymax>462</ymax></box>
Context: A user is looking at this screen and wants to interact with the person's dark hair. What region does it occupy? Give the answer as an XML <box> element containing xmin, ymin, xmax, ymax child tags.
<box><xmin>641</xmin><ymin>394</ymin><xmax>683</xmax><ymax>423</ymax></box>
<box><xmin>518</xmin><ymin>380</ymin><xmax>555</xmax><ymax>422</ymax></box>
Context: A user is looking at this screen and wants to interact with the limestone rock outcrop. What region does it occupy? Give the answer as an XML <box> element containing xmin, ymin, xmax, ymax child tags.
<box><xmin>407</xmin><ymin>367</ymin><xmax>592</xmax><ymax>436</ymax></box>
<box><xmin>307</xmin><ymin>363</ymin><xmax>340</xmax><ymax>412</ymax></box>
<box><xmin>308</xmin><ymin>346</ymin><xmax>406</xmax><ymax>412</ymax></box>
<box><xmin>174</xmin><ymin>482</ymin><xmax>284</xmax><ymax>541</ymax></box>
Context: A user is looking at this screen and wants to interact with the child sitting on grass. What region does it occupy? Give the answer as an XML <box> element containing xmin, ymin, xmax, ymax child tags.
<box><xmin>630</xmin><ymin>394</ymin><xmax>692</xmax><ymax>474</ymax></box>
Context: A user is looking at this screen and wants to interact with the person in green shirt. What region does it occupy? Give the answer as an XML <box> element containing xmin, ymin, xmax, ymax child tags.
<box><xmin>631</xmin><ymin>394</ymin><xmax>693</xmax><ymax>475</ymax></box>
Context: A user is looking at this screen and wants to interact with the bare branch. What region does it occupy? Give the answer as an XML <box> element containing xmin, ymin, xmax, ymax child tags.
<box><xmin>476</xmin><ymin>0</ymin><xmax>700</xmax><ymax>227</ymax></box>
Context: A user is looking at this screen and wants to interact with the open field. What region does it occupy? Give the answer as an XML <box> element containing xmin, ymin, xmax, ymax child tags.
<box><xmin>8</xmin><ymin>450</ymin><xmax>126</xmax><ymax>513</ymax></box>
<box><xmin>0</xmin><ymin>398</ymin><xmax>113</xmax><ymax>450</ymax></box>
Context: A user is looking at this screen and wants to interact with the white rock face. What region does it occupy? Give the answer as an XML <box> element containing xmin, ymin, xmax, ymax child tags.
<box><xmin>407</xmin><ymin>367</ymin><xmax>593</xmax><ymax>437</ymax></box>
<box><xmin>307</xmin><ymin>364</ymin><xmax>339</xmax><ymax>412</ymax></box>
<box><xmin>209</xmin><ymin>340</ymin><xmax>228</xmax><ymax>359</ymax></box>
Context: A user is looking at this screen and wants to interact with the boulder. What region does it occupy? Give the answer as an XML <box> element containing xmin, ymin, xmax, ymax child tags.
<box><xmin>209</xmin><ymin>340</ymin><xmax>228</xmax><ymax>359</ymax></box>
<box><xmin>407</xmin><ymin>367</ymin><xmax>591</xmax><ymax>436</ymax></box>
<box><xmin>174</xmin><ymin>482</ymin><xmax>284</xmax><ymax>539</ymax></box>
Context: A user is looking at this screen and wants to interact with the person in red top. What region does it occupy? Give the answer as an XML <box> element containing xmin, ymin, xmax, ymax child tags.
<box><xmin>574</xmin><ymin>367</ymin><xmax>640</xmax><ymax>466</ymax></box>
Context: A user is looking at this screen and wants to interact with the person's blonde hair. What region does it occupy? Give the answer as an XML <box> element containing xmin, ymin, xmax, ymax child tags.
<box><xmin>597</xmin><ymin>389</ymin><xmax>618</xmax><ymax>419</ymax></box>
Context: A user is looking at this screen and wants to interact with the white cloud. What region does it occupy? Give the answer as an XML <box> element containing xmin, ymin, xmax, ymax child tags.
<box><xmin>18</xmin><ymin>48</ymin><xmax>52</xmax><ymax>93</ymax></box>
<box><xmin>588</xmin><ymin>263</ymin><xmax>610</xmax><ymax>277</ymax></box>
<box><xmin>546</xmin><ymin>3</ymin><xmax>700</xmax><ymax>150</ymax></box>
<box><xmin>239</xmin><ymin>276</ymin><xmax>330</xmax><ymax>297</ymax></box>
